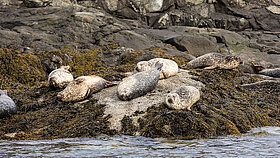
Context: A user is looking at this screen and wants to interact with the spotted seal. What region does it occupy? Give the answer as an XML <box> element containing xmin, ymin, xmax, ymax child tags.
<box><xmin>165</xmin><ymin>86</ymin><xmax>200</xmax><ymax>110</ymax></box>
<box><xmin>258</xmin><ymin>68</ymin><xmax>280</xmax><ymax>78</ymax></box>
<box><xmin>241</xmin><ymin>80</ymin><xmax>280</xmax><ymax>93</ymax></box>
<box><xmin>136</xmin><ymin>58</ymin><xmax>179</xmax><ymax>79</ymax></box>
<box><xmin>48</xmin><ymin>66</ymin><xmax>74</xmax><ymax>89</ymax></box>
<box><xmin>183</xmin><ymin>53</ymin><xmax>243</xmax><ymax>69</ymax></box>
<box><xmin>117</xmin><ymin>62</ymin><xmax>163</xmax><ymax>101</ymax></box>
<box><xmin>57</xmin><ymin>75</ymin><xmax>116</xmax><ymax>102</ymax></box>
<box><xmin>0</xmin><ymin>90</ymin><xmax>17</xmax><ymax>118</ymax></box>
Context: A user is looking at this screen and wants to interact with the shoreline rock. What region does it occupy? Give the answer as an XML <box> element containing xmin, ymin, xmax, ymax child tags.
<box><xmin>0</xmin><ymin>0</ymin><xmax>279</xmax><ymax>140</ymax></box>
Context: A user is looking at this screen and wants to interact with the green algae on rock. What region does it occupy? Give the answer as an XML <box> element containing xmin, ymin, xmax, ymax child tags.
<box><xmin>0</xmin><ymin>47</ymin><xmax>279</xmax><ymax>140</ymax></box>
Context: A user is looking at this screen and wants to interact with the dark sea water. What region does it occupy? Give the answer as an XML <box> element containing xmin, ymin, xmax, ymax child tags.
<box><xmin>1</xmin><ymin>126</ymin><xmax>280</xmax><ymax>157</ymax></box>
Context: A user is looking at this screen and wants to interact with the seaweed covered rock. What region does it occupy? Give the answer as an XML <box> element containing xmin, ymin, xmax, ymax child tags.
<box><xmin>136</xmin><ymin>69</ymin><xmax>280</xmax><ymax>139</ymax></box>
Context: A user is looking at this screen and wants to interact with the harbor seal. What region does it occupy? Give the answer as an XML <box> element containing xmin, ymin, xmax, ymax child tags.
<box><xmin>0</xmin><ymin>90</ymin><xmax>17</xmax><ymax>118</ymax></box>
<box><xmin>258</xmin><ymin>68</ymin><xmax>280</xmax><ymax>78</ymax></box>
<box><xmin>183</xmin><ymin>53</ymin><xmax>243</xmax><ymax>69</ymax></box>
<box><xmin>241</xmin><ymin>80</ymin><xmax>280</xmax><ymax>93</ymax></box>
<box><xmin>57</xmin><ymin>75</ymin><xmax>116</xmax><ymax>102</ymax></box>
<box><xmin>165</xmin><ymin>86</ymin><xmax>200</xmax><ymax>110</ymax></box>
<box><xmin>48</xmin><ymin>66</ymin><xmax>74</xmax><ymax>89</ymax></box>
<box><xmin>136</xmin><ymin>58</ymin><xmax>179</xmax><ymax>79</ymax></box>
<box><xmin>117</xmin><ymin>62</ymin><xmax>163</xmax><ymax>101</ymax></box>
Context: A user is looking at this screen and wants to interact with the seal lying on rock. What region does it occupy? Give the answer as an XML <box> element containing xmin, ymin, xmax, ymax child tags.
<box><xmin>0</xmin><ymin>90</ymin><xmax>17</xmax><ymax>118</ymax></box>
<box><xmin>48</xmin><ymin>66</ymin><xmax>74</xmax><ymax>89</ymax></box>
<box><xmin>117</xmin><ymin>62</ymin><xmax>163</xmax><ymax>101</ymax></box>
<box><xmin>57</xmin><ymin>75</ymin><xmax>116</xmax><ymax>102</ymax></box>
<box><xmin>241</xmin><ymin>80</ymin><xmax>280</xmax><ymax>93</ymax></box>
<box><xmin>136</xmin><ymin>58</ymin><xmax>179</xmax><ymax>79</ymax></box>
<box><xmin>183</xmin><ymin>53</ymin><xmax>243</xmax><ymax>69</ymax></box>
<box><xmin>165</xmin><ymin>86</ymin><xmax>200</xmax><ymax>110</ymax></box>
<box><xmin>258</xmin><ymin>68</ymin><xmax>280</xmax><ymax>78</ymax></box>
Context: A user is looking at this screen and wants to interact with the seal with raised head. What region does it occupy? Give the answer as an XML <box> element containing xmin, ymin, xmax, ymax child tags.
<box><xmin>57</xmin><ymin>75</ymin><xmax>116</xmax><ymax>102</ymax></box>
<box><xmin>0</xmin><ymin>90</ymin><xmax>17</xmax><ymax>118</ymax></box>
<box><xmin>117</xmin><ymin>62</ymin><xmax>163</xmax><ymax>101</ymax></box>
<box><xmin>241</xmin><ymin>80</ymin><xmax>280</xmax><ymax>93</ymax></box>
<box><xmin>258</xmin><ymin>68</ymin><xmax>280</xmax><ymax>78</ymax></box>
<box><xmin>165</xmin><ymin>86</ymin><xmax>200</xmax><ymax>110</ymax></box>
<box><xmin>183</xmin><ymin>53</ymin><xmax>243</xmax><ymax>69</ymax></box>
<box><xmin>48</xmin><ymin>66</ymin><xmax>74</xmax><ymax>89</ymax></box>
<box><xmin>136</xmin><ymin>58</ymin><xmax>179</xmax><ymax>79</ymax></box>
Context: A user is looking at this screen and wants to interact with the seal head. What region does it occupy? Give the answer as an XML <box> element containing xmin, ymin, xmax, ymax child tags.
<box><xmin>118</xmin><ymin>62</ymin><xmax>163</xmax><ymax>101</ymax></box>
<box><xmin>136</xmin><ymin>58</ymin><xmax>179</xmax><ymax>79</ymax></box>
<box><xmin>48</xmin><ymin>66</ymin><xmax>74</xmax><ymax>89</ymax></box>
<box><xmin>165</xmin><ymin>86</ymin><xmax>200</xmax><ymax>110</ymax></box>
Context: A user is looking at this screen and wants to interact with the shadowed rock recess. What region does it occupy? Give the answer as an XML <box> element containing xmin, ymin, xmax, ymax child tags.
<box><xmin>0</xmin><ymin>0</ymin><xmax>279</xmax><ymax>140</ymax></box>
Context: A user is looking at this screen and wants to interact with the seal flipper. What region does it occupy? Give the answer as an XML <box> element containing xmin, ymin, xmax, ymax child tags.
<box><xmin>204</xmin><ymin>65</ymin><xmax>217</xmax><ymax>70</ymax></box>
<box><xmin>85</xmin><ymin>88</ymin><xmax>93</xmax><ymax>99</ymax></box>
<box><xmin>105</xmin><ymin>80</ymin><xmax>118</xmax><ymax>88</ymax></box>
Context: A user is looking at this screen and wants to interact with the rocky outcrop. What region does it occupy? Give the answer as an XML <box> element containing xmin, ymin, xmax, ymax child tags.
<box><xmin>0</xmin><ymin>0</ymin><xmax>280</xmax><ymax>140</ymax></box>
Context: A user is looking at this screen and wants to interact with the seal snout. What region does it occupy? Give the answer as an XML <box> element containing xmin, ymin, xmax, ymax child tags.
<box><xmin>167</xmin><ymin>98</ymin><xmax>174</xmax><ymax>104</ymax></box>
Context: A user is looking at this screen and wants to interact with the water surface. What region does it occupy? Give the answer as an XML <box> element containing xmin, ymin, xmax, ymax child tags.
<box><xmin>1</xmin><ymin>126</ymin><xmax>280</xmax><ymax>157</ymax></box>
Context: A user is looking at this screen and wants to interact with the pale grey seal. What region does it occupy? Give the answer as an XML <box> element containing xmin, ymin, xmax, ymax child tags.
<box><xmin>165</xmin><ymin>86</ymin><xmax>200</xmax><ymax>110</ymax></box>
<box><xmin>241</xmin><ymin>80</ymin><xmax>280</xmax><ymax>93</ymax></box>
<box><xmin>184</xmin><ymin>53</ymin><xmax>243</xmax><ymax>69</ymax></box>
<box><xmin>117</xmin><ymin>62</ymin><xmax>163</xmax><ymax>101</ymax></box>
<box><xmin>258</xmin><ymin>68</ymin><xmax>280</xmax><ymax>78</ymax></box>
<box><xmin>57</xmin><ymin>75</ymin><xmax>116</xmax><ymax>102</ymax></box>
<box><xmin>136</xmin><ymin>58</ymin><xmax>179</xmax><ymax>79</ymax></box>
<box><xmin>0</xmin><ymin>90</ymin><xmax>17</xmax><ymax>118</ymax></box>
<box><xmin>48</xmin><ymin>66</ymin><xmax>74</xmax><ymax>89</ymax></box>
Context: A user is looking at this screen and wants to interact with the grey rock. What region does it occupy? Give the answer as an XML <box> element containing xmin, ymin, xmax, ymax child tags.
<box><xmin>93</xmin><ymin>70</ymin><xmax>204</xmax><ymax>131</ymax></box>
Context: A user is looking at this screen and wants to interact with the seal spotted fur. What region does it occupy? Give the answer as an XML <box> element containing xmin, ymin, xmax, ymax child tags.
<box><xmin>165</xmin><ymin>86</ymin><xmax>200</xmax><ymax>110</ymax></box>
<box><xmin>184</xmin><ymin>53</ymin><xmax>243</xmax><ymax>69</ymax></box>
<box><xmin>57</xmin><ymin>75</ymin><xmax>116</xmax><ymax>102</ymax></box>
<box><xmin>0</xmin><ymin>90</ymin><xmax>17</xmax><ymax>118</ymax></box>
<box><xmin>136</xmin><ymin>58</ymin><xmax>179</xmax><ymax>79</ymax></box>
<box><xmin>48</xmin><ymin>66</ymin><xmax>74</xmax><ymax>89</ymax></box>
<box><xmin>117</xmin><ymin>62</ymin><xmax>163</xmax><ymax>101</ymax></box>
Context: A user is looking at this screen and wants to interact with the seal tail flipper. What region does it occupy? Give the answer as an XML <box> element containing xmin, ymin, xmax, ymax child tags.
<box><xmin>105</xmin><ymin>81</ymin><xmax>118</xmax><ymax>88</ymax></box>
